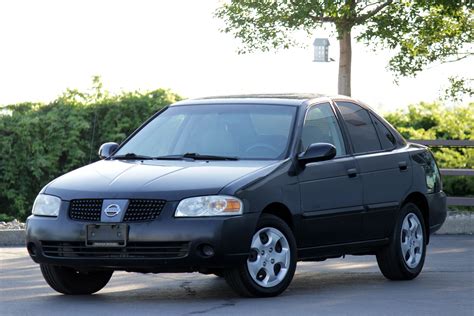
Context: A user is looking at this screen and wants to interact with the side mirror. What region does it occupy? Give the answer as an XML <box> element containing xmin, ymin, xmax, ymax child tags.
<box><xmin>298</xmin><ymin>143</ymin><xmax>336</xmax><ymax>165</ymax></box>
<box><xmin>98</xmin><ymin>142</ymin><xmax>119</xmax><ymax>159</ymax></box>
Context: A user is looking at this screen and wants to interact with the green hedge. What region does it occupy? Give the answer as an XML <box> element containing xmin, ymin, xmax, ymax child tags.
<box><xmin>0</xmin><ymin>81</ymin><xmax>181</xmax><ymax>221</ymax></box>
<box><xmin>0</xmin><ymin>85</ymin><xmax>472</xmax><ymax>221</ymax></box>
<box><xmin>384</xmin><ymin>102</ymin><xmax>474</xmax><ymax>199</ymax></box>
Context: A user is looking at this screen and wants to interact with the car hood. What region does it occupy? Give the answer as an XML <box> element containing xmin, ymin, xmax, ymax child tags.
<box><xmin>44</xmin><ymin>159</ymin><xmax>280</xmax><ymax>201</ymax></box>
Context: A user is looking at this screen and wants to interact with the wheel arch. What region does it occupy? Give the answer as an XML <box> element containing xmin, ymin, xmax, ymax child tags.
<box><xmin>260</xmin><ymin>202</ymin><xmax>295</xmax><ymax>231</ymax></box>
<box><xmin>402</xmin><ymin>191</ymin><xmax>430</xmax><ymax>244</ymax></box>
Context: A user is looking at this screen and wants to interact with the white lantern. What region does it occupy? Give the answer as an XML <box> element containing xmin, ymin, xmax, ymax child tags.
<box><xmin>313</xmin><ymin>38</ymin><xmax>330</xmax><ymax>62</ymax></box>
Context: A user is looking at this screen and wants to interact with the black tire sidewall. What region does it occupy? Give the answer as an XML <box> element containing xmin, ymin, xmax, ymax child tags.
<box><xmin>41</xmin><ymin>264</ymin><xmax>113</xmax><ymax>295</ymax></box>
<box><xmin>239</xmin><ymin>214</ymin><xmax>297</xmax><ymax>296</ymax></box>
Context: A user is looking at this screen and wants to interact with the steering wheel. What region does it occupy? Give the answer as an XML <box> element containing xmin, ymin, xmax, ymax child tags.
<box><xmin>245</xmin><ymin>143</ymin><xmax>280</xmax><ymax>156</ymax></box>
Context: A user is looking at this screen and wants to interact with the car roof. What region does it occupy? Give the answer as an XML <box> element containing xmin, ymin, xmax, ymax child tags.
<box><xmin>171</xmin><ymin>93</ymin><xmax>358</xmax><ymax>107</ymax></box>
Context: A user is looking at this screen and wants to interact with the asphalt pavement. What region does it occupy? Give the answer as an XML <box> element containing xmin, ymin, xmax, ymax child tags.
<box><xmin>1</xmin><ymin>235</ymin><xmax>473</xmax><ymax>316</ymax></box>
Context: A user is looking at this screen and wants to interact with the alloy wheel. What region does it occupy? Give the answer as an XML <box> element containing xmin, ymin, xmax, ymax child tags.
<box><xmin>400</xmin><ymin>213</ymin><xmax>424</xmax><ymax>269</ymax></box>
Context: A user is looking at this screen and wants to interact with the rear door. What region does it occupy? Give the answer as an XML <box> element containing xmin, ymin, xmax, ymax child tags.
<box><xmin>298</xmin><ymin>102</ymin><xmax>364</xmax><ymax>247</ymax></box>
<box><xmin>335</xmin><ymin>101</ymin><xmax>412</xmax><ymax>240</ymax></box>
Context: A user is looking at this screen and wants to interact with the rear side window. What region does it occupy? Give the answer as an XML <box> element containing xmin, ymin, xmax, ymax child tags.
<box><xmin>371</xmin><ymin>114</ymin><xmax>396</xmax><ymax>150</ymax></box>
<box><xmin>336</xmin><ymin>102</ymin><xmax>381</xmax><ymax>153</ymax></box>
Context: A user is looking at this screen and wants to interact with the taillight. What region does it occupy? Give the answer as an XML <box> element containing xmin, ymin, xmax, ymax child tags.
<box><xmin>412</xmin><ymin>150</ymin><xmax>442</xmax><ymax>193</ymax></box>
<box><xmin>425</xmin><ymin>151</ymin><xmax>442</xmax><ymax>193</ymax></box>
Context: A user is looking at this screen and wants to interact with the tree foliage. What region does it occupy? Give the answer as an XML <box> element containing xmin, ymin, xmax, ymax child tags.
<box><xmin>442</xmin><ymin>76</ymin><xmax>474</xmax><ymax>102</ymax></box>
<box><xmin>215</xmin><ymin>1</ymin><xmax>473</xmax><ymax>98</ymax></box>
<box><xmin>215</xmin><ymin>0</ymin><xmax>394</xmax><ymax>51</ymax></box>
<box><xmin>0</xmin><ymin>80</ymin><xmax>181</xmax><ymax>221</ymax></box>
<box><xmin>360</xmin><ymin>0</ymin><xmax>473</xmax><ymax>78</ymax></box>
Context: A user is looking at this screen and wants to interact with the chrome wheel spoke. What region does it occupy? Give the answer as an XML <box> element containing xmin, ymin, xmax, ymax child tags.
<box><xmin>251</xmin><ymin>236</ymin><xmax>265</xmax><ymax>250</ymax></box>
<box><xmin>266</xmin><ymin>266</ymin><xmax>277</xmax><ymax>282</ymax></box>
<box><xmin>414</xmin><ymin>250</ymin><xmax>422</xmax><ymax>263</ymax></box>
<box><xmin>409</xmin><ymin>216</ymin><xmax>418</xmax><ymax>233</ymax></box>
<box><xmin>273</xmin><ymin>248</ymin><xmax>289</xmax><ymax>267</ymax></box>
<box><xmin>401</xmin><ymin>238</ymin><xmax>410</xmax><ymax>257</ymax></box>
<box><xmin>414</xmin><ymin>238</ymin><xmax>422</xmax><ymax>250</ymax></box>
<box><xmin>247</xmin><ymin>256</ymin><xmax>263</xmax><ymax>278</ymax></box>
<box><xmin>267</xmin><ymin>230</ymin><xmax>281</xmax><ymax>248</ymax></box>
<box><xmin>409</xmin><ymin>247</ymin><xmax>415</xmax><ymax>263</ymax></box>
<box><xmin>402</xmin><ymin>219</ymin><xmax>410</xmax><ymax>233</ymax></box>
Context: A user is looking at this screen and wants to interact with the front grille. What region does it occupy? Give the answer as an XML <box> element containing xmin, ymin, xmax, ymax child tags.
<box><xmin>41</xmin><ymin>241</ymin><xmax>189</xmax><ymax>259</ymax></box>
<box><xmin>69</xmin><ymin>199</ymin><xmax>166</xmax><ymax>222</ymax></box>
<box><xmin>124</xmin><ymin>199</ymin><xmax>166</xmax><ymax>222</ymax></box>
<box><xmin>69</xmin><ymin>199</ymin><xmax>102</xmax><ymax>221</ymax></box>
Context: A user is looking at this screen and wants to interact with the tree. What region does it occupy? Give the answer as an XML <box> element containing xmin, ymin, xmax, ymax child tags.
<box><xmin>215</xmin><ymin>1</ymin><xmax>473</xmax><ymax>97</ymax></box>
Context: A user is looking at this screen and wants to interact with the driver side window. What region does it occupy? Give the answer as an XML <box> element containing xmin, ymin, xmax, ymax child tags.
<box><xmin>301</xmin><ymin>103</ymin><xmax>346</xmax><ymax>157</ymax></box>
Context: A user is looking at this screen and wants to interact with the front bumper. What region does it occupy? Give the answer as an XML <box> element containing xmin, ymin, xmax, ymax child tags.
<box><xmin>26</xmin><ymin>201</ymin><xmax>259</xmax><ymax>272</ymax></box>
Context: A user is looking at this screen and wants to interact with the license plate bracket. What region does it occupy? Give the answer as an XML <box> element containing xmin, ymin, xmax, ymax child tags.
<box><xmin>86</xmin><ymin>224</ymin><xmax>128</xmax><ymax>247</ymax></box>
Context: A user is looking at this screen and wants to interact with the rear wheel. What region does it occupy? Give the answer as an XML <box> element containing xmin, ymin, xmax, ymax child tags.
<box><xmin>40</xmin><ymin>264</ymin><xmax>113</xmax><ymax>295</ymax></box>
<box><xmin>224</xmin><ymin>214</ymin><xmax>297</xmax><ymax>297</ymax></box>
<box><xmin>376</xmin><ymin>203</ymin><xmax>427</xmax><ymax>280</ymax></box>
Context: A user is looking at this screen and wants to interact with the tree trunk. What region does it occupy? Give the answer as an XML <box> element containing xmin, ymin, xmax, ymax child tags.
<box><xmin>338</xmin><ymin>30</ymin><xmax>352</xmax><ymax>96</ymax></box>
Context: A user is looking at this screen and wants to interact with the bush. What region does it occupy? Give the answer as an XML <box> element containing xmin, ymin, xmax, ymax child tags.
<box><xmin>0</xmin><ymin>79</ymin><xmax>181</xmax><ymax>221</ymax></box>
<box><xmin>384</xmin><ymin>102</ymin><xmax>474</xmax><ymax>198</ymax></box>
<box><xmin>0</xmin><ymin>213</ymin><xmax>15</xmax><ymax>222</ymax></box>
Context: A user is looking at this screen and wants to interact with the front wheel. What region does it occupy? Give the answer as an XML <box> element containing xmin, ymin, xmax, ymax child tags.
<box><xmin>376</xmin><ymin>203</ymin><xmax>427</xmax><ymax>280</ymax></box>
<box><xmin>40</xmin><ymin>264</ymin><xmax>113</xmax><ymax>295</ymax></box>
<box><xmin>224</xmin><ymin>214</ymin><xmax>297</xmax><ymax>297</ymax></box>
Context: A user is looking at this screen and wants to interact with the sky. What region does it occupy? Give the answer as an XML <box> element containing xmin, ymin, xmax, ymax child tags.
<box><xmin>0</xmin><ymin>0</ymin><xmax>472</xmax><ymax>112</ymax></box>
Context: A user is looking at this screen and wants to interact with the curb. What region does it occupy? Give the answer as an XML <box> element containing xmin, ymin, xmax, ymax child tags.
<box><xmin>0</xmin><ymin>213</ymin><xmax>472</xmax><ymax>246</ymax></box>
<box><xmin>435</xmin><ymin>212</ymin><xmax>473</xmax><ymax>235</ymax></box>
<box><xmin>0</xmin><ymin>230</ymin><xmax>26</xmax><ymax>247</ymax></box>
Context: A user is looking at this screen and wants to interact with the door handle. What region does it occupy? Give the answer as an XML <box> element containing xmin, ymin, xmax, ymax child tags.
<box><xmin>347</xmin><ymin>168</ymin><xmax>357</xmax><ymax>178</ymax></box>
<box><xmin>398</xmin><ymin>161</ymin><xmax>408</xmax><ymax>171</ymax></box>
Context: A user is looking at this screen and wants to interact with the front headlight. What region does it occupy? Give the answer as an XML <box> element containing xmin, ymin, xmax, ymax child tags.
<box><xmin>175</xmin><ymin>195</ymin><xmax>243</xmax><ymax>217</ymax></box>
<box><xmin>32</xmin><ymin>194</ymin><xmax>61</xmax><ymax>217</ymax></box>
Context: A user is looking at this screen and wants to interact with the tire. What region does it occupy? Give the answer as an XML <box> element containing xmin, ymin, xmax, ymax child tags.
<box><xmin>40</xmin><ymin>264</ymin><xmax>113</xmax><ymax>295</ymax></box>
<box><xmin>376</xmin><ymin>202</ymin><xmax>427</xmax><ymax>280</ymax></box>
<box><xmin>213</xmin><ymin>270</ymin><xmax>225</xmax><ymax>278</ymax></box>
<box><xmin>224</xmin><ymin>214</ymin><xmax>297</xmax><ymax>297</ymax></box>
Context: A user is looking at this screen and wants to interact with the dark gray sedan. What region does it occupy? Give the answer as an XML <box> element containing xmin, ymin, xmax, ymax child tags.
<box><xmin>26</xmin><ymin>94</ymin><xmax>447</xmax><ymax>297</ymax></box>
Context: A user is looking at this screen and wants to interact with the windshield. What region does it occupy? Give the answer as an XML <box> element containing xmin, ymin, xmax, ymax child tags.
<box><xmin>114</xmin><ymin>104</ymin><xmax>297</xmax><ymax>160</ymax></box>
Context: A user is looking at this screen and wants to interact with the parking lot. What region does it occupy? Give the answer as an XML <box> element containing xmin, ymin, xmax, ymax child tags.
<box><xmin>1</xmin><ymin>235</ymin><xmax>472</xmax><ymax>315</ymax></box>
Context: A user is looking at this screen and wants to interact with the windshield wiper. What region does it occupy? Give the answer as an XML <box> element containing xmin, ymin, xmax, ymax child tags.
<box><xmin>152</xmin><ymin>155</ymin><xmax>185</xmax><ymax>160</ymax></box>
<box><xmin>112</xmin><ymin>152</ymin><xmax>238</xmax><ymax>161</ymax></box>
<box><xmin>112</xmin><ymin>153</ymin><xmax>154</xmax><ymax>160</ymax></box>
<box><xmin>181</xmin><ymin>152</ymin><xmax>239</xmax><ymax>161</ymax></box>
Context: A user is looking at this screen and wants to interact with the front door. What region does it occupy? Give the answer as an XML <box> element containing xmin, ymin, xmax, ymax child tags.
<box><xmin>298</xmin><ymin>102</ymin><xmax>364</xmax><ymax>247</ymax></box>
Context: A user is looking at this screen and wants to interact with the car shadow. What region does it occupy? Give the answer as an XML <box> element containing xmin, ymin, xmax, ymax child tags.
<box><xmin>2</xmin><ymin>238</ymin><xmax>470</xmax><ymax>305</ymax></box>
<box><xmin>5</xmin><ymin>270</ymin><xmax>388</xmax><ymax>303</ymax></box>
